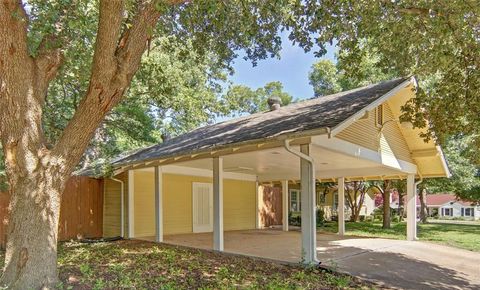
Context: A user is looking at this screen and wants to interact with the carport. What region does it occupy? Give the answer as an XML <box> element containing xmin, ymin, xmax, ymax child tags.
<box><xmin>109</xmin><ymin>78</ymin><xmax>449</xmax><ymax>265</ymax></box>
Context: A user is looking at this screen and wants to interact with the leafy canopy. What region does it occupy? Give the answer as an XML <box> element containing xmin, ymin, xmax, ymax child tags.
<box><xmin>223</xmin><ymin>81</ymin><xmax>294</xmax><ymax>116</ymax></box>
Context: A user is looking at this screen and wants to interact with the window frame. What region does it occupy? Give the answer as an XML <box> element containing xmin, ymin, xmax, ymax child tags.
<box><xmin>289</xmin><ymin>189</ymin><xmax>301</xmax><ymax>212</ymax></box>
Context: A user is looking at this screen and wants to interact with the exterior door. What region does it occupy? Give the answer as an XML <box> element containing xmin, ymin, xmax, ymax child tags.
<box><xmin>192</xmin><ymin>182</ymin><xmax>213</xmax><ymax>233</ymax></box>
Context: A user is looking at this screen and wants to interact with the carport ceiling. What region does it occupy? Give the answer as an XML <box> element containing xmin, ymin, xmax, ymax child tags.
<box><xmin>172</xmin><ymin>145</ymin><xmax>404</xmax><ymax>181</ymax></box>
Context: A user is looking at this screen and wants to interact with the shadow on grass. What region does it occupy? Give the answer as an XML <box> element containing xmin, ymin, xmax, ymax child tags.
<box><xmin>319</xmin><ymin>244</ymin><xmax>480</xmax><ymax>290</ymax></box>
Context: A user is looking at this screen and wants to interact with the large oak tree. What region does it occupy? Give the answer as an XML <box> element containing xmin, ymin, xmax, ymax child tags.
<box><xmin>0</xmin><ymin>0</ymin><xmax>304</xmax><ymax>288</ymax></box>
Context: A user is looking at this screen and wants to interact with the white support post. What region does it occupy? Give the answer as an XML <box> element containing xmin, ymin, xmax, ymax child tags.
<box><xmin>213</xmin><ymin>157</ymin><xmax>224</xmax><ymax>251</ymax></box>
<box><xmin>128</xmin><ymin>170</ymin><xmax>135</xmax><ymax>238</ymax></box>
<box><xmin>406</xmin><ymin>174</ymin><xmax>417</xmax><ymax>241</ymax></box>
<box><xmin>154</xmin><ymin>166</ymin><xmax>163</xmax><ymax>243</ymax></box>
<box><xmin>255</xmin><ymin>178</ymin><xmax>261</xmax><ymax>229</ymax></box>
<box><xmin>338</xmin><ymin>177</ymin><xmax>345</xmax><ymax>235</ymax></box>
<box><xmin>282</xmin><ymin>180</ymin><xmax>289</xmax><ymax>231</ymax></box>
<box><xmin>300</xmin><ymin>144</ymin><xmax>317</xmax><ymax>263</ymax></box>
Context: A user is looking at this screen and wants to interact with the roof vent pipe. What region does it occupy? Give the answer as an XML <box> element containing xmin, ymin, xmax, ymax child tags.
<box><xmin>161</xmin><ymin>132</ymin><xmax>170</xmax><ymax>142</ymax></box>
<box><xmin>267</xmin><ymin>96</ymin><xmax>282</xmax><ymax>111</ymax></box>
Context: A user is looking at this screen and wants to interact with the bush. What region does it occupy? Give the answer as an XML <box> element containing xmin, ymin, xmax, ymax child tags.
<box><xmin>317</xmin><ymin>208</ymin><xmax>325</xmax><ymax>226</ymax></box>
<box><xmin>288</xmin><ymin>209</ymin><xmax>325</xmax><ymax>227</ymax></box>
<box><xmin>288</xmin><ymin>212</ymin><xmax>301</xmax><ymax>226</ymax></box>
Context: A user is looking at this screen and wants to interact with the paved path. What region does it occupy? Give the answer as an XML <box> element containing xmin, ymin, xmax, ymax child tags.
<box><xmin>318</xmin><ymin>236</ymin><xmax>480</xmax><ymax>290</ymax></box>
<box><xmin>143</xmin><ymin>230</ymin><xmax>480</xmax><ymax>289</ymax></box>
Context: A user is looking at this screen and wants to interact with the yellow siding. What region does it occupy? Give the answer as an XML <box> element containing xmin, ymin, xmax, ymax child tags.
<box><xmin>104</xmin><ymin>171</ymin><xmax>257</xmax><ymax>236</ymax></box>
<box><xmin>163</xmin><ymin>174</ymin><xmax>211</xmax><ymax>235</ymax></box>
<box><xmin>103</xmin><ymin>179</ymin><xmax>121</xmax><ymax>237</ymax></box>
<box><xmin>163</xmin><ymin>174</ymin><xmax>256</xmax><ymax>234</ymax></box>
<box><xmin>224</xmin><ymin>179</ymin><xmax>256</xmax><ymax>230</ymax></box>
<box><xmin>102</xmin><ymin>172</ymin><xmax>128</xmax><ymax>238</ymax></box>
<box><xmin>336</xmin><ymin>102</ymin><xmax>413</xmax><ymax>163</ymax></box>
<box><xmin>133</xmin><ymin>170</ymin><xmax>155</xmax><ymax>237</ymax></box>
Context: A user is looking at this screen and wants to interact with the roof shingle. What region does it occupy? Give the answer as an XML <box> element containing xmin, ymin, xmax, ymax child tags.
<box><xmin>114</xmin><ymin>77</ymin><xmax>409</xmax><ymax>166</ymax></box>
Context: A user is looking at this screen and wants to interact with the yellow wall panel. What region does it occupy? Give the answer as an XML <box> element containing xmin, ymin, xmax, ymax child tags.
<box><xmin>336</xmin><ymin>102</ymin><xmax>413</xmax><ymax>163</ymax></box>
<box><xmin>224</xmin><ymin>179</ymin><xmax>256</xmax><ymax>230</ymax></box>
<box><xmin>133</xmin><ymin>170</ymin><xmax>155</xmax><ymax>237</ymax></box>
<box><xmin>104</xmin><ymin>171</ymin><xmax>257</xmax><ymax>237</ymax></box>
<box><xmin>163</xmin><ymin>174</ymin><xmax>211</xmax><ymax>235</ymax></box>
<box><xmin>103</xmin><ymin>179</ymin><xmax>121</xmax><ymax>237</ymax></box>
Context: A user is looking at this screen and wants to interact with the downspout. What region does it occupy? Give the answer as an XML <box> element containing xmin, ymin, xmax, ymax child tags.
<box><xmin>283</xmin><ymin>139</ymin><xmax>315</xmax><ymax>170</ymax></box>
<box><xmin>283</xmin><ymin>139</ymin><xmax>318</xmax><ymax>263</ymax></box>
<box><xmin>416</xmin><ymin>173</ymin><xmax>425</xmax><ymax>225</ymax></box>
<box><xmin>110</xmin><ymin>177</ymin><xmax>125</xmax><ymax>238</ymax></box>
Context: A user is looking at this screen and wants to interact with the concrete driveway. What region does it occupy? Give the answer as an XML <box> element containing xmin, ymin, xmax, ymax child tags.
<box><xmin>142</xmin><ymin>229</ymin><xmax>480</xmax><ymax>289</ymax></box>
<box><xmin>318</xmin><ymin>235</ymin><xmax>480</xmax><ymax>290</ymax></box>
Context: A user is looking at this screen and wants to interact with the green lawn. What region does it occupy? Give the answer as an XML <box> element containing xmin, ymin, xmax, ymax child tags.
<box><xmin>0</xmin><ymin>240</ymin><xmax>374</xmax><ymax>289</ymax></box>
<box><xmin>318</xmin><ymin>221</ymin><xmax>480</xmax><ymax>252</ymax></box>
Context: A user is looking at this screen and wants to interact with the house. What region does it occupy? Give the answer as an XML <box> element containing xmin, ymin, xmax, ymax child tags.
<box><xmin>256</xmin><ymin>182</ymin><xmax>377</xmax><ymax>226</ymax></box>
<box><xmin>83</xmin><ymin>77</ymin><xmax>450</xmax><ymax>264</ymax></box>
<box><xmin>421</xmin><ymin>193</ymin><xmax>480</xmax><ymax>220</ymax></box>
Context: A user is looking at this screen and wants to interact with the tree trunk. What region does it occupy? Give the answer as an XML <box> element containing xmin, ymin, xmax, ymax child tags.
<box><xmin>419</xmin><ymin>188</ymin><xmax>428</xmax><ymax>223</ymax></box>
<box><xmin>0</xmin><ymin>2</ymin><xmax>164</xmax><ymax>288</ymax></box>
<box><xmin>1</xmin><ymin>169</ymin><xmax>66</xmax><ymax>289</ymax></box>
<box><xmin>382</xmin><ymin>190</ymin><xmax>391</xmax><ymax>229</ymax></box>
<box><xmin>398</xmin><ymin>193</ymin><xmax>405</xmax><ymax>219</ymax></box>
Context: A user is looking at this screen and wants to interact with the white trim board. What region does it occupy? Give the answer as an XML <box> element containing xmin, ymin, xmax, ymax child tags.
<box><xmin>329</xmin><ymin>78</ymin><xmax>413</xmax><ymax>137</ymax></box>
<box><xmin>135</xmin><ymin>164</ymin><xmax>257</xmax><ymax>181</ymax></box>
<box><xmin>312</xmin><ymin>135</ymin><xmax>417</xmax><ymax>174</ymax></box>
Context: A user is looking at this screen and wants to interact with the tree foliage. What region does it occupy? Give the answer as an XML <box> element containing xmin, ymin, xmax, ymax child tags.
<box><xmin>223</xmin><ymin>81</ymin><xmax>294</xmax><ymax>116</ymax></box>
<box><xmin>308</xmin><ymin>49</ymin><xmax>398</xmax><ymax>97</ymax></box>
<box><xmin>425</xmin><ymin>136</ymin><xmax>480</xmax><ymax>201</ymax></box>
<box><xmin>290</xmin><ymin>0</ymin><xmax>480</xmax><ymax>154</ymax></box>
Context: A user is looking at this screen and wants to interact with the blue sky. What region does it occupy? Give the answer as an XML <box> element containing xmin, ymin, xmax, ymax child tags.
<box><xmin>229</xmin><ymin>33</ymin><xmax>337</xmax><ymax>100</ymax></box>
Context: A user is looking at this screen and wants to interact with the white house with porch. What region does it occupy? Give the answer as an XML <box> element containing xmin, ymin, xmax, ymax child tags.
<box><xmin>92</xmin><ymin>77</ymin><xmax>450</xmax><ymax>264</ymax></box>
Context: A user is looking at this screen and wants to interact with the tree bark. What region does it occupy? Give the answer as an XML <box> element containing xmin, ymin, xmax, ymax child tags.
<box><xmin>419</xmin><ymin>187</ymin><xmax>428</xmax><ymax>223</ymax></box>
<box><xmin>382</xmin><ymin>189</ymin><xmax>391</xmax><ymax>229</ymax></box>
<box><xmin>1</xmin><ymin>169</ymin><xmax>66</xmax><ymax>289</ymax></box>
<box><xmin>0</xmin><ymin>1</ymin><xmax>166</xmax><ymax>288</ymax></box>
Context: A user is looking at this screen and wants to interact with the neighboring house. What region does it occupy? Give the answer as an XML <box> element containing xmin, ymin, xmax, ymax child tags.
<box><xmin>420</xmin><ymin>193</ymin><xmax>480</xmax><ymax>221</ymax></box>
<box><xmin>286</xmin><ymin>184</ymin><xmax>376</xmax><ymax>221</ymax></box>
<box><xmin>77</xmin><ymin>77</ymin><xmax>450</xmax><ymax>263</ymax></box>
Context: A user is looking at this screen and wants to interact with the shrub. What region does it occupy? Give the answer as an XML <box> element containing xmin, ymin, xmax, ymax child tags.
<box><xmin>316</xmin><ymin>208</ymin><xmax>325</xmax><ymax>226</ymax></box>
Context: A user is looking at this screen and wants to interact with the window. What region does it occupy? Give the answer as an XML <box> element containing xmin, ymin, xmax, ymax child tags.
<box><xmin>290</xmin><ymin>189</ymin><xmax>301</xmax><ymax>212</ymax></box>
<box><xmin>319</xmin><ymin>193</ymin><xmax>326</xmax><ymax>204</ymax></box>
<box><xmin>333</xmin><ymin>192</ymin><xmax>349</xmax><ymax>210</ymax></box>
<box><xmin>464</xmin><ymin>208</ymin><xmax>474</xmax><ymax>217</ymax></box>
<box><xmin>443</xmin><ymin>208</ymin><xmax>453</xmax><ymax>216</ymax></box>
<box><xmin>376</xmin><ymin>104</ymin><xmax>384</xmax><ymax>127</ymax></box>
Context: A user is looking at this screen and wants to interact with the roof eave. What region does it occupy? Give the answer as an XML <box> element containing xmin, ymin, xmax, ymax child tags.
<box><xmin>329</xmin><ymin>77</ymin><xmax>414</xmax><ymax>137</ymax></box>
<box><xmin>112</xmin><ymin>127</ymin><xmax>331</xmax><ymax>172</ymax></box>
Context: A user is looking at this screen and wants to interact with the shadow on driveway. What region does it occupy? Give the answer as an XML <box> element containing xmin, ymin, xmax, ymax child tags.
<box><xmin>319</xmin><ymin>238</ymin><xmax>480</xmax><ymax>290</ymax></box>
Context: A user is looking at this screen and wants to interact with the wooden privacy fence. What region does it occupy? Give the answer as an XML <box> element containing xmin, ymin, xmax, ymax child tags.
<box><xmin>0</xmin><ymin>176</ymin><xmax>104</xmax><ymax>249</ymax></box>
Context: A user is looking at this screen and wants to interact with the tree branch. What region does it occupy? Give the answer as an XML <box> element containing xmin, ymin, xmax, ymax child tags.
<box><xmin>34</xmin><ymin>38</ymin><xmax>63</xmax><ymax>99</ymax></box>
<box><xmin>52</xmin><ymin>0</ymin><xmax>187</xmax><ymax>173</ymax></box>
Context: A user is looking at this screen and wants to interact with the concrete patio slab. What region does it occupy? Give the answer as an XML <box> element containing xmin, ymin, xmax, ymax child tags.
<box><xmin>138</xmin><ymin>229</ymin><xmax>480</xmax><ymax>290</ymax></box>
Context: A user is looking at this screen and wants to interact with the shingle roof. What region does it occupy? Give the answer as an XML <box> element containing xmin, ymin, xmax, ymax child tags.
<box><xmin>421</xmin><ymin>193</ymin><xmax>475</xmax><ymax>207</ymax></box>
<box><xmin>113</xmin><ymin>77</ymin><xmax>409</xmax><ymax>166</ymax></box>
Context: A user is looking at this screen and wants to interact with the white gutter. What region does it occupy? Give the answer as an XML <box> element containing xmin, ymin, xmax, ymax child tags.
<box><xmin>283</xmin><ymin>139</ymin><xmax>318</xmax><ymax>263</ymax></box>
<box><xmin>283</xmin><ymin>139</ymin><xmax>315</xmax><ymax>172</ymax></box>
<box><xmin>110</xmin><ymin>177</ymin><xmax>125</xmax><ymax>238</ymax></box>
<box><xmin>415</xmin><ymin>173</ymin><xmax>423</xmax><ymax>189</ymax></box>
